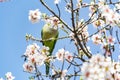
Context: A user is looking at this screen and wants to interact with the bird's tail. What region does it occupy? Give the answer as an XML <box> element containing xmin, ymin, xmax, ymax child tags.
<box><xmin>45</xmin><ymin>61</ymin><xmax>50</xmax><ymax>76</ymax></box>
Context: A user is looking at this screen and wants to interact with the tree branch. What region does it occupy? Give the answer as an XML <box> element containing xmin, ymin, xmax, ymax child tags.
<box><xmin>39</xmin><ymin>0</ymin><xmax>73</xmax><ymax>32</ymax></box>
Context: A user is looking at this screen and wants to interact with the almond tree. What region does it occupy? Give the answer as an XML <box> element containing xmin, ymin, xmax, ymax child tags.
<box><xmin>22</xmin><ymin>0</ymin><xmax>120</xmax><ymax>80</ymax></box>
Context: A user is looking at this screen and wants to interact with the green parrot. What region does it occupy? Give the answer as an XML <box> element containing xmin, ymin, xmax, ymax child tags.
<box><xmin>41</xmin><ymin>23</ymin><xmax>59</xmax><ymax>75</ymax></box>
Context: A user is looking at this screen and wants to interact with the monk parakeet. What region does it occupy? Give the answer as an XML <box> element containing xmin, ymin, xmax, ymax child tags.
<box><xmin>41</xmin><ymin>23</ymin><xmax>59</xmax><ymax>75</ymax></box>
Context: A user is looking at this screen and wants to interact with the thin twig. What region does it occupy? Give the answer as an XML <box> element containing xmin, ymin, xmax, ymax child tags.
<box><xmin>56</xmin><ymin>4</ymin><xmax>61</xmax><ymax>18</ymax></box>
<box><xmin>39</xmin><ymin>0</ymin><xmax>73</xmax><ymax>32</ymax></box>
<box><xmin>70</xmin><ymin>0</ymin><xmax>75</xmax><ymax>31</ymax></box>
<box><xmin>26</xmin><ymin>35</ymin><xmax>70</xmax><ymax>42</ymax></box>
<box><xmin>34</xmin><ymin>63</ymin><xmax>40</xmax><ymax>80</ymax></box>
<box><xmin>116</xmin><ymin>30</ymin><xmax>120</xmax><ymax>44</ymax></box>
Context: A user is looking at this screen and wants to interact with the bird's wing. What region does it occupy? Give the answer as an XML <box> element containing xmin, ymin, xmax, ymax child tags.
<box><xmin>41</xmin><ymin>29</ymin><xmax>59</xmax><ymax>56</ymax></box>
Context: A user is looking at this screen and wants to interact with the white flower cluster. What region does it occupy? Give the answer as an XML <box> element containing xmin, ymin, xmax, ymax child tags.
<box><xmin>89</xmin><ymin>0</ymin><xmax>120</xmax><ymax>28</ymax></box>
<box><xmin>91</xmin><ymin>32</ymin><xmax>115</xmax><ymax>55</ymax></box>
<box><xmin>81</xmin><ymin>54</ymin><xmax>120</xmax><ymax>80</ymax></box>
<box><xmin>56</xmin><ymin>48</ymin><xmax>73</xmax><ymax>62</ymax></box>
<box><xmin>28</xmin><ymin>9</ymin><xmax>62</xmax><ymax>30</ymax></box>
<box><xmin>45</xmin><ymin>16</ymin><xmax>61</xmax><ymax>30</ymax></box>
<box><xmin>23</xmin><ymin>44</ymin><xmax>73</xmax><ymax>74</ymax></box>
<box><xmin>98</xmin><ymin>1</ymin><xmax>120</xmax><ymax>26</ymax></box>
<box><xmin>0</xmin><ymin>72</ymin><xmax>15</xmax><ymax>80</ymax></box>
<box><xmin>23</xmin><ymin>43</ymin><xmax>49</xmax><ymax>72</ymax></box>
<box><xmin>92</xmin><ymin>33</ymin><xmax>115</xmax><ymax>45</ymax></box>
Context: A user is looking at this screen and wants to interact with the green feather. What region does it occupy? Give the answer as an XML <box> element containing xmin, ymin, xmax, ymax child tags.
<box><xmin>41</xmin><ymin>23</ymin><xmax>59</xmax><ymax>75</ymax></box>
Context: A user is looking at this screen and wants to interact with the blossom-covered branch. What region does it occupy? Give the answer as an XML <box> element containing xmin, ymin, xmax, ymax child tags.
<box><xmin>23</xmin><ymin>0</ymin><xmax>120</xmax><ymax>80</ymax></box>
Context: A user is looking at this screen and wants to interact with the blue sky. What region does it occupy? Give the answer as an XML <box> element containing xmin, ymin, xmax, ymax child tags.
<box><xmin>0</xmin><ymin>0</ymin><xmax>75</xmax><ymax>79</ymax></box>
<box><xmin>0</xmin><ymin>0</ymin><xmax>120</xmax><ymax>80</ymax></box>
<box><xmin>0</xmin><ymin>0</ymin><xmax>44</xmax><ymax>79</ymax></box>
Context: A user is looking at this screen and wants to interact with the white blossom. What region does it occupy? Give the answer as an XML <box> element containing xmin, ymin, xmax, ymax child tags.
<box><xmin>115</xmin><ymin>3</ymin><xmax>120</xmax><ymax>11</ymax></box>
<box><xmin>92</xmin><ymin>34</ymin><xmax>102</xmax><ymax>45</ymax></box>
<box><xmin>65</xmin><ymin>51</ymin><xmax>73</xmax><ymax>62</ymax></box>
<box><xmin>56</xmin><ymin>49</ymin><xmax>73</xmax><ymax>62</ymax></box>
<box><xmin>107</xmin><ymin>36</ymin><xmax>115</xmax><ymax>45</ymax></box>
<box><xmin>54</xmin><ymin>0</ymin><xmax>60</xmax><ymax>4</ymax></box>
<box><xmin>24</xmin><ymin>43</ymin><xmax>40</xmax><ymax>57</ymax></box>
<box><xmin>56</xmin><ymin>48</ymin><xmax>65</xmax><ymax>61</ymax></box>
<box><xmin>40</xmin><ymin>46</ymin><xmax>50</xmax><ymax>55</ymax></box>
<box><xmin>23</xmin><ymin>62</ymin><xmax>35</xmax><ymax>73</ymax></box>
<box><xmin>5</xmin><ymin>72</ymin><xmax>15</xmax><ymax>80</ymax></box>
<box><xmin>28</xmin><ymin>9</ymin><xmax>41</xmax><ymax>23</ymax></box>
<box><xmin>0</xmin><ymin>78</ymin><xmax>4</xmax><ymax>80</ymax></box>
